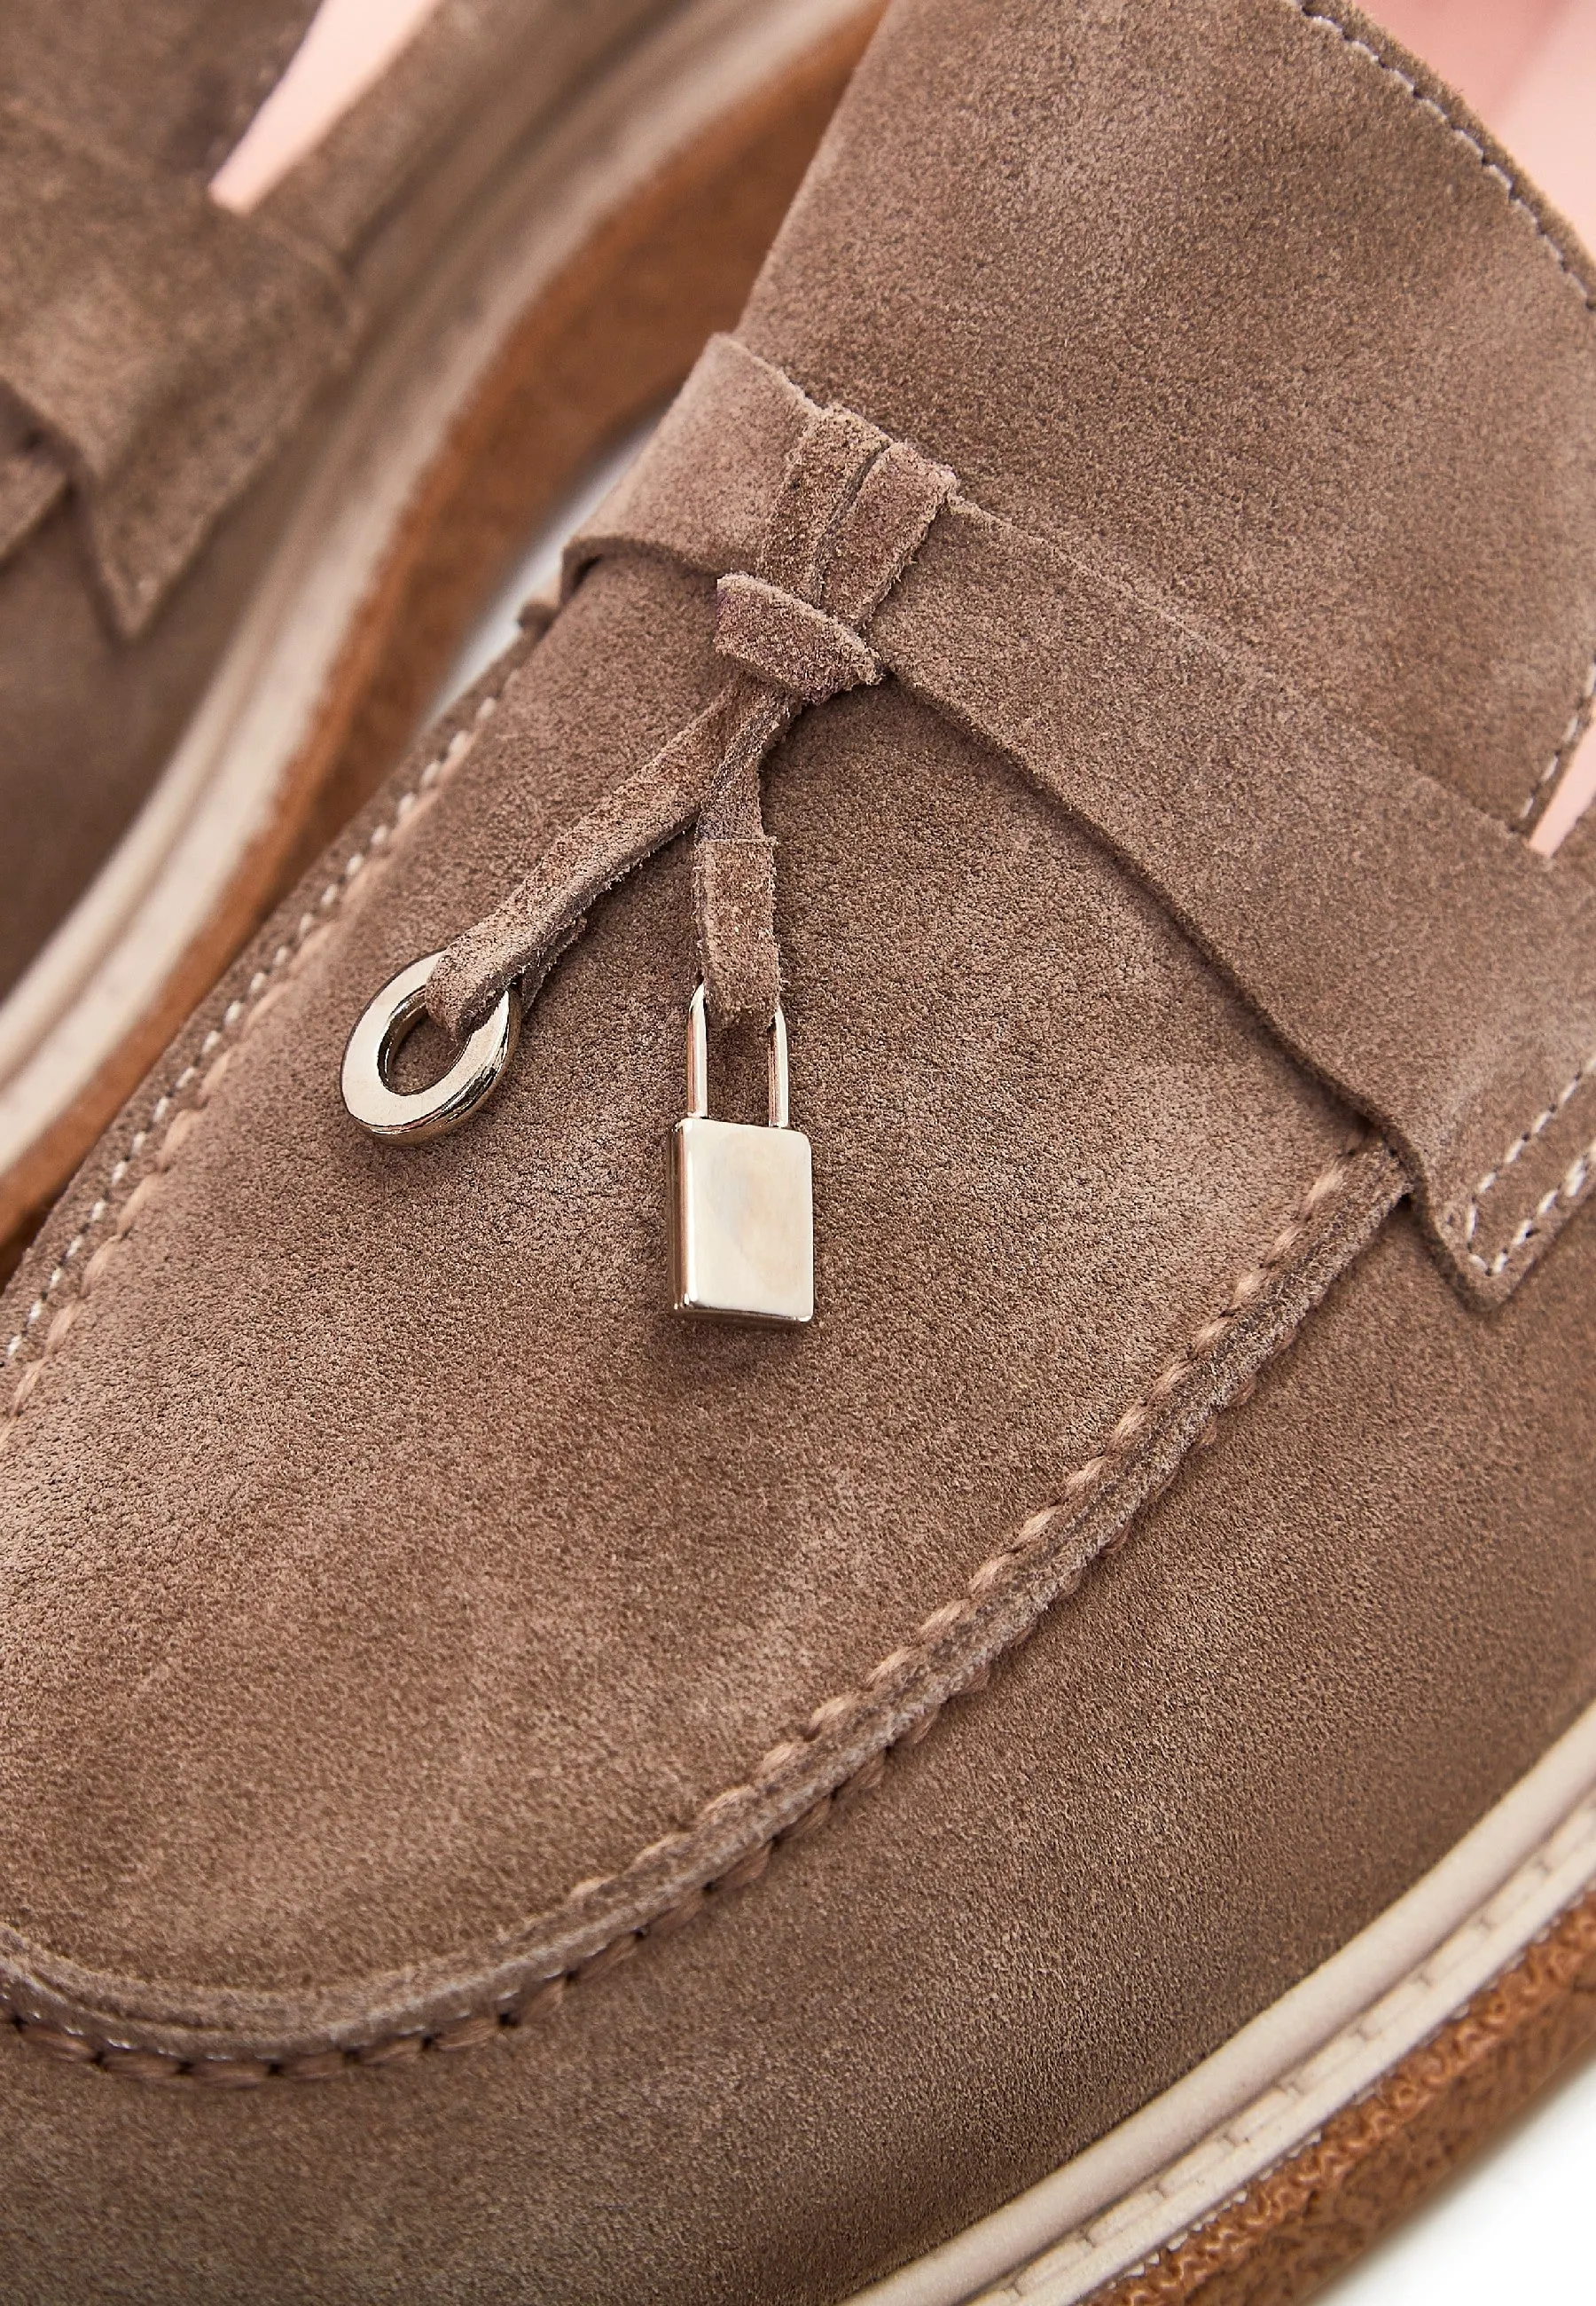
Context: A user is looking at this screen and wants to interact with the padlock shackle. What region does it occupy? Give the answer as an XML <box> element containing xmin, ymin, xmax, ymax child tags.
<box><xmin>767</xmin><ymin>1004</ymin><xmax>790</xmax><ymax>1130</ymax></box>
<box><xmin>686</xmin><ymin>983</ymin><xmax>710</xmax><ymax>1118</ymax></box>
<box><xmin>685</xmin><ymin>983</ymin><xmax>790</xmax><ymax>1128</ymax></box>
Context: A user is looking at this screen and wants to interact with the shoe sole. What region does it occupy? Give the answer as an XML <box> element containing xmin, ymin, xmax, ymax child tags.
<box><xmin>0</xmin><ymin>0</ymin><xmax>880</xmax><ymax>1273</ymax></box>
<box><xmin>856</xmin><ymin>1693</ymin><xmax>1596</xmax><ymax>2306</ymax></box>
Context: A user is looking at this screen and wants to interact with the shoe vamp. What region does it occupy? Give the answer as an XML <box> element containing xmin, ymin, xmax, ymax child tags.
<box><xmin>0</xmin><ymin>553</ymin><xmax>1367</xmax><ymax>1992</ymax></box>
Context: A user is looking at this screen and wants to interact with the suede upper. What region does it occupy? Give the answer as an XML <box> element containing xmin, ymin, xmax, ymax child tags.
<box><xmin>505</xmin><ymin>332</ymin><xmax>1596</xmax><ymax>1299</ymax></box>
<box><xmin>0</xmin><ymin>1</ymin><xmax>1593</xmax><ymax>2299</ymax></box>
<box><xmin>0</xmin><ymin>0</ymin><xmax>676</xmax><ymax>998</ymax></box>
<box><xmin>743</xmin><ymin>0</ymin><xmax>1596</xmax><ymax>834</ymax></box>
<box><xmin>0</xmin><ymin>0</ymin><xmax>322</xmax><ymax>182</ymax></box>
<box><xmin>0</xmin><ymin>567</ymin><xmax>1365</xmax><ymax>2010</ymax></box>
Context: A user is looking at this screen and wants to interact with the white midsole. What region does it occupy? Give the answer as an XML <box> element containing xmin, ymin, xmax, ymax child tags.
<box><xmin>850</xmin><ymin>1690</ymin><xmax>1596</xmax><ymax>2306</ymax></box>
<box><xmin>0</xmin><ymin>0</ymin><xmax>866</xmax><ymax>1186</ymax></box>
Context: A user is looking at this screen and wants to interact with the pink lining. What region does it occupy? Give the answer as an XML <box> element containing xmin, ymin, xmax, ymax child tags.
<box><xmin>1375</xmin><ymin>3</ymin><xmax>1596</xmax><ymax>850</ymax></box>
<box><xmin>208</xmin><ymin>0</ymin><xmax>447</xmax><ymax>214</ymax></box>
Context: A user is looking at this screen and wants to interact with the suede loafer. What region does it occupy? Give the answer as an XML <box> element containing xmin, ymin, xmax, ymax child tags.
<box><xmin>2</xmin><ymin>1</ymin><xmax>1594</xmax><ymax>2299</ymax></box>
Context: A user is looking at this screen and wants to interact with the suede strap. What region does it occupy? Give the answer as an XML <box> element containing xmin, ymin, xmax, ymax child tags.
<box><xmin>425</xmin><ymin>375</ymin><xmax>953</xmax><ymax>1029</ymax></box>
<box><xmin>435</xmin><ymin>336</ymin><xmax>1596</xmax><ymax>1306</ymax></box>
<box><xmin>0</xmin><ymin>97</ymin><xmax>357</xmax><ymax>634</ymax></box>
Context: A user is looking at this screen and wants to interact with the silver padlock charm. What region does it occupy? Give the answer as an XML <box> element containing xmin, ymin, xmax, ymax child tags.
<box><xmin>671</xmin><ymin>984</ymin><xmax>814</xmax><ymax>1325</ymax></box>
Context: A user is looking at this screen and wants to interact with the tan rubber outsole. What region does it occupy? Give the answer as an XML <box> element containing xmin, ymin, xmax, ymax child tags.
<box><xmin>1088</xmin><ymin>1884</ymin><xmax>1596</xmax><ymax>2306</ymax></box>
<box><xmin>855</xmin><ymin>1696</ymin><xmax>1596</xmax><ymax>2306</ymax></box>
<box><xmin>0</xmin><ymin>3</ymin><xmax>880</xmax><ymax>1276</ymax></box>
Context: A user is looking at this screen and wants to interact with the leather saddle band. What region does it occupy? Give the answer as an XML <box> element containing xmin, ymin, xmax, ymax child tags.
<box><xmin>558</xmin><ymin>334</ymin><xmax>1596</xmax><ymax>1306</ymax></box>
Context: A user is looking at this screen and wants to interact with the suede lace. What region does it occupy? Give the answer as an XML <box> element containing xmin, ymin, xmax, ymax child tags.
<box><xmin>426</xmin><ymin>337</ymin><xmax>1596</xmax><ymax>1306</ymax></box>
<box><xmin>426</xmin><ymin>403</ymin><xmax>954</xmax><ymax>1033</ymax></box>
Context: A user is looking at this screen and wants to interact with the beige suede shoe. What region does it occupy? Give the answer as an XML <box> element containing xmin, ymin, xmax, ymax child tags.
<box><xmin>0</xmin><ymin>0</ymin><xmax>876</xmax><ymax>1256</ymax></box>
<box><xmin>2</xmin><ymin>1</ymin><xmax>1594</xmax><ymax>2301</ymax></box>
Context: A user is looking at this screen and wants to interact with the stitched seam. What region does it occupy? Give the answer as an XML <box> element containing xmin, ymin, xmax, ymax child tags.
<box><xmin>1284</xmin><ymin>2</ymin><xmax>1596</xmax><ymax>853</ymax></box>
<box><xmin>1</xmin><ymin>691</ymin><xmax>506</xmax><ymax>1420</ymax></box>
<box><xmin>0</xmin><ymin>1140</ymin><xmax>1364</xmax><ymax>2082</ymax></box>
<box><xmin>958</xmin><ymin>471</ymin><xmax>1596</xmax><ymax>1288</ymax></box>
<box><xmin>1460</xmin><ymin>1052</ymin><xmax>1596</xmax><ymax>1279</ymax></box>
<box><xmin>1284</xmin><ymin>3</ymin><xmax>1594</xmax><ymax>313</ymax></box>
<box><xmin>1088</xmin><ymin>1891</ymin><xmax>1596</xmax><ymax>2306</ymax></box>
<box><xmin>1518</xmin><ymin>660</ymin><xmax>1596</xmax><ymax>824</ymax></box>
<box><xmin>996</xmin><ymin>1832</ymin><xmax>1596</xmax><ymax>2302</ymax></box>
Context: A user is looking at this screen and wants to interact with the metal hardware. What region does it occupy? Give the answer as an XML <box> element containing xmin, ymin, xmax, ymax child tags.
<box><xmin>341</xmin><ymin>952</ymin><xmax>519</xmax><ymax>1142</ymax></box>
<box><xmin>671</xmin><ymin>984</ymin><xmax>813</xmax><ymax>1324</ymax></box>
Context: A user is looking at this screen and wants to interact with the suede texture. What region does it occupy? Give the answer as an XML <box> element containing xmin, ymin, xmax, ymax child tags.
<box><xmin>0</xmin><ymin>93</ymin><xmax>358</xmax><ymax>634</ymax></box>
<box><xmin>426</xmin><ymin>396</ymin><xmax>953</xmax><ymax>1033</ymax></box>
<box><xmin>0</xmin><ymin>0</ymin><xmax>676</xmax><ymax>997</ymax></box>
<box><xmin>0</xmin><ymin>553</ymin><xmax>1355</xmax><ymax>1998</ymax></box>
<box><xmin>0</xmin><ymin>1205</ymin><xmax>1590</xmax><ymax>2302</ymax></box>
<box><xmin>1</xmin><ymin>0</ymin><xmax>322</xmax><ymax>183</ymax></box>
<box><xmin>558</xmin><ymin>334</ymin><xmax>1596</xmax><ymax>1297</ymax></box>
<box><xmin>0</xmin><ymin>0</ymin><xmax>1592</xmax><ymax>2297</ymax></box>
<box><xmin>740</xmin><ymin>0</ymin><xmax>1596</xmax><ymax>835</ymax></box>
<box><xmin>0</xmin><ymin>440</ymin><xmax>319</xmax><ymax>1005</ymax></box>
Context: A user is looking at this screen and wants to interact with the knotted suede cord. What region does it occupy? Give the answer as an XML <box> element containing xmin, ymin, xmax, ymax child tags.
<box><xmin>415</xmin><ymin>335</ymin><xmax>1596</xmax><ymax>1306</ymax></box>
<box><xmin>425</xmin><ymin>411</ymin><xmax>954</xmax><ymax>1038</ymax></box>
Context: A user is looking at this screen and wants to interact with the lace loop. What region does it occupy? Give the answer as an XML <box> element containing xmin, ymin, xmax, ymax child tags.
<box><xmin>713</xmin><ymin>575</ymin><xmax>881</xmax><ymax>702</ymax></box>
<box><xmin>425</xmin><ymin>391</ymin><xmax>953</xmax><ymax>1037</ymax></box>
<box><xmin>411</xmin><ymin>334</ymin><xmax>1596</xmax><ymax>1305</ymax></box>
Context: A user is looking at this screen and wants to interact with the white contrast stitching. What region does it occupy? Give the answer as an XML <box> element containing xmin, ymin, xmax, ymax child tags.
<box><xmin>0</xmin><ymin>689</ymin><xmax>504</xmax><ymax>1419</ymax></box>
<box><xmin>1461</xmin><ymin>1051</ymin><xmax>1596</xmax><ymax>1278</ymax></box>
<box><xmin>1286</xmin><ymin>2</ymin><xmax>1594</xmax><ymax>310</ymax></box>
<box><xmin>980</xmin><ymin>1839</ymin><xmax>1596</xmax><ymax>2302</ymax></box>
<box><xmin>1518</xmin><ymin>661</ymin><xmax>1596</xmax><ymax>823</ymax></box>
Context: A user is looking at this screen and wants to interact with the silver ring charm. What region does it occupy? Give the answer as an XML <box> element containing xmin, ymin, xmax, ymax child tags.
<box><xmin>341</xmin><ymin>953</ymin><xmax>520</xmax><ymax>1142</ymax></box>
